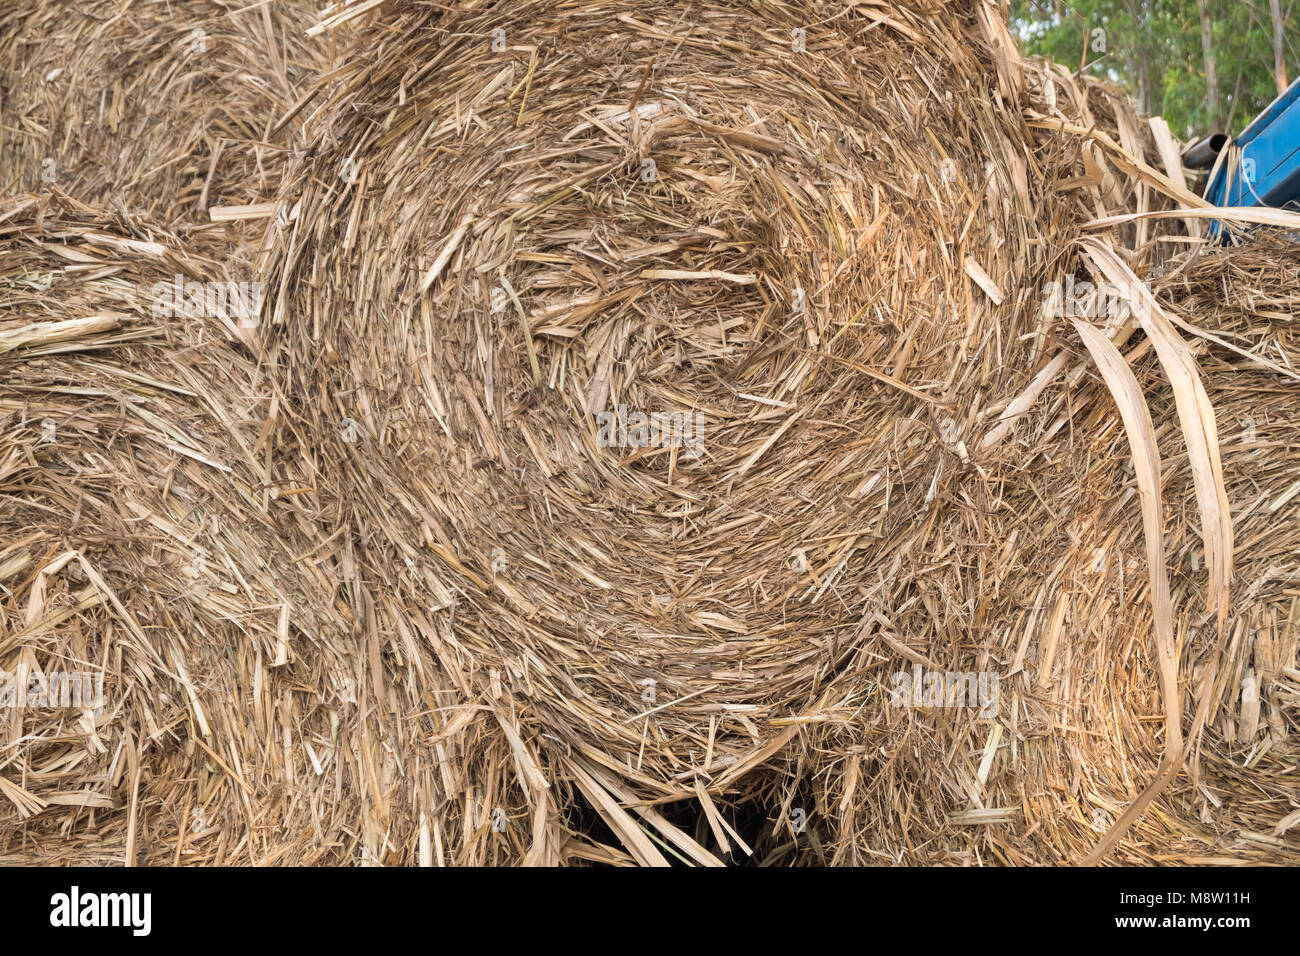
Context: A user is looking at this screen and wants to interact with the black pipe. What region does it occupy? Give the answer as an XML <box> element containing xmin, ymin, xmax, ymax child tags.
<box><xmin>1182</xmin><ymin>132</ymin><xmax>1229</xmax><ymax>170</ymax></box>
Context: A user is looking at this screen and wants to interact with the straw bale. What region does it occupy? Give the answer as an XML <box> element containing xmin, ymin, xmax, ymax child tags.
<box><xmin>2</xmin><ymin>0</ymin><xmax>1296</xmax><ymax>866</ymax></box>
<box><xmin>250</xmin><ymin>0</ymin><xmax>1299</xmax><ymax>864</ymax></box>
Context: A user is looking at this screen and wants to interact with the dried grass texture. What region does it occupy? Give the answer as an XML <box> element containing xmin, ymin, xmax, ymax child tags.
<box><xmin>0</xmin><ymin>0</ymin><xmax>1295</xmax><ymax>866</ymax></box>
<box><xmin>261</xmin><ymin>0</ymin><xmax>1082</xmax><ymax>866</ymax></box>
<box><xmin>251</xmin><ymin>0</ymin><xmax>1298</xmax><ymax>864</ymax></box>
<box><xmin>955</xmin><ymin>237</ymin><xmax>1300</xmax><ymax>866</ymax></box>
<box><xmin>0</xmin><ymin>197</ymin><xmax>359</xmax><ymax>864</ymax></box>
<box><xmin>0</xmin><ymin>0</ymin><xmax>337</xmax><ymax>238</ymax></box>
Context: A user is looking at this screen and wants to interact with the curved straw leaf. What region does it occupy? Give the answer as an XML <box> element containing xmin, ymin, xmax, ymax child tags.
<box><xmin>1086</xmin><ymin>204</ymin><xmax>1300</xmax><ymax>232</ymax></box>
<box><xmin>1071</xmin><ymin>319</ymin><xmax>1183</xmax><ymax>865</ymax></box>
<box><xmin>1082</xmin><ymin>239</ymin><xmax>1233</xmax><ymax>622</ymax></box>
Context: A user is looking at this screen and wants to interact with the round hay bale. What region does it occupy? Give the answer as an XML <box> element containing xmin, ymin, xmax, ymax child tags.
<box><xmin>257</xmin><ymin>0</ymin><xmax>1211</xmax><ymax>864</ymax></box>
<box><xmin>910</xmin><ymin>244</ymin><xmax>1300</xmax><ymax>865</ymax></box>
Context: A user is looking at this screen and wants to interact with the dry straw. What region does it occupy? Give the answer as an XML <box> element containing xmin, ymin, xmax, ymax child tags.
<box><xmin>0</xmin><ymin>0</ymin><xmax>337</xmax><ymax>236</ymax></box>
<box><xmin>252</xmin><ymin>0</ymin><xmax>1298</xmax><ymax>864</ymax></box>
<box><xmin>0</xmin><ymin>197</ymin><xmax>355</xmax><ymax>864</ymax></box>
<box><xmin>1</xmin><ymin>0</ymin><xmax>1297</xmax><ymax>865</ymax></box>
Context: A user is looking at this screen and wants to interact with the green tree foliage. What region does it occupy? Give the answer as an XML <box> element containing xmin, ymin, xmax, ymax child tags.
<box><xmin>1011</xmin><ymin>0</ymin><xmax>1299</xmax><ymax>138</ymax></box>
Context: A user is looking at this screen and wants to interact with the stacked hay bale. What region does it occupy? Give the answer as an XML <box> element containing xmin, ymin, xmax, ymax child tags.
<box><xmin>1121</xmin><ymin>240</ymin><xmax>1300</xmax><ymax>862</ymax></box>
<box><xmin>813</xmin><ymin>232</ymin><xmax>1300</xmax><ymax>865</ymax></box>
<box><xmin>1</xmin><ymin>0</ymin><xmax>1295</xmax><ymax>866</ymax></box>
